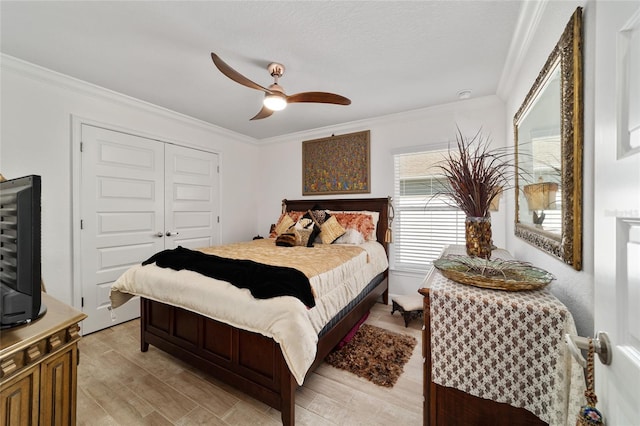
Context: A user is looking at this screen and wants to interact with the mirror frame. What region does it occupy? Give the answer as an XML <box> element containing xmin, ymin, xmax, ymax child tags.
<box><xmin>514</xmin><ymin>7</ymin><xmax>583</xmax><ymax>270</ymax></box>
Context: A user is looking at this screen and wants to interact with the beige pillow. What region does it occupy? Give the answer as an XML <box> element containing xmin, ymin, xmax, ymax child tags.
<box><xmin>295</xmin><ymin>227</ymin><xmax>314</xmax><ymax>246</ymax></box>
<box><xmin>274</xmin><ymin>214</ymin><xmax>295</xmax><ymax>236</ymax></box>
<box><xmin>320</xmin><ymin>216</ymin><xmax>346</xmax><ymax>244</ymax></box>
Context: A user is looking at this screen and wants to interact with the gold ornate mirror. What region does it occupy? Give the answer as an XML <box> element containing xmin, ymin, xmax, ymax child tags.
<box><xmin>514</xmin><ymin>7</ymin><xmax>583</xmax><ymax>270</ymax></box>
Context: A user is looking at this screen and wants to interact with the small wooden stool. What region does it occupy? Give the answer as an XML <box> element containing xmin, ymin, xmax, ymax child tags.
<box><xmin>391</xmin><ymin>294</ymin><xmax>423</xmax><ymax>327</ymax></box>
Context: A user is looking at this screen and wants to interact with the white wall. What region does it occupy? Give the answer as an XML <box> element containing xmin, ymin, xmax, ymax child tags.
<box><xmin>254</xmin><ymin>0</ymin><xmax>597</xmax><ymax>339</ymax></box>
<box><xmin>256</xmin><ymin>95</ymin><xmax>506</xmax><ymax>297</ymax></box>
<box><xmin>502</xmin><ymin>0</ymin><xmax>594</xmax><ymax>337</ymax></box>
<box><xmin>0</xmin><ymin>54</ymin><xmax>507</xmax><ymax>313</ymax></box>
<box><xmin>1</xmin><ymin>0</ymin><xmax>598</xmax><ymax>338</ymax></box>
<box><xmin>0</xmin><ymin>55</ymin><xmax>261</xmax><ymax>306</ymax></box>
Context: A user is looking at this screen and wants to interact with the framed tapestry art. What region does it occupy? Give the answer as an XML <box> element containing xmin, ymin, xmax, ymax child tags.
<box><xmin>302</xmin><ymin>130</ymin><xmax>370</xmax><ymax>195</ymax></box>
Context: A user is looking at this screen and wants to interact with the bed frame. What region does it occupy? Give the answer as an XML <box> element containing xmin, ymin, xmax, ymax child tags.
<box><xmin>140</xmin><ymin>197</ymin><xmax>391</xmax><ymax>425</ymax></box>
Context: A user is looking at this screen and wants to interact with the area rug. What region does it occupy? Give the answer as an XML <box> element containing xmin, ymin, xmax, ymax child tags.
<box><xmin>325</xmin><ymin>323</ymin><xmax>417</xmax><ymax>387</ymax></box>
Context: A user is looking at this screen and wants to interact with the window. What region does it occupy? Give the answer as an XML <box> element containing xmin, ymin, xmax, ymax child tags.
<box><xmin>392</xmin><ymin>150</ymin><xmax>466</xmax><ymax>271</ymax></box>
<box><xmin>531</xmin><ymin>136</ymin><xmax>562</xmax><ymax>233</ymax></box>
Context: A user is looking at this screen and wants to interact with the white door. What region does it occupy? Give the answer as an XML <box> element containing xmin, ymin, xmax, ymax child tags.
<box><xmin>594</xmin><ymin>2</ymin><xmax>640</xmax><ymax>423</ymax></box>
<box><xmin>80</xmin><ymin>125</ymin><xmax>165</xmax><ymax>334</ymax></box>
<box><xmin>164</xmin><ymin>144</ymin><xmax>219</xmax><ymax>250</ymax></box>
<box><xmin>79</xmin><ymin>125</ymin><xmax>220</xmax><ymax>334</ymax></box>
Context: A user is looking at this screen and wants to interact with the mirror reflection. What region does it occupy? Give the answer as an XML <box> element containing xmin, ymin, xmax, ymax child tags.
<box><xmin>513</xmin><ymin>7</ymin><xmax>583</xmax><ymax>270</ymax></box>
<box><xmin>516</xmin><ymin>62</ymin><xmax>562</xmax><ymax>234</ymax></box>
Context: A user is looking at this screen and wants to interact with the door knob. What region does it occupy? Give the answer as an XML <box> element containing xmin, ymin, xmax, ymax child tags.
<box><xmin>166</xmin><ymin>231</ymin><xmax>180</xmax><ymax>237</ymax></box>
<box><xmin>565</xmin><ymin>331</ymin><xmax>612</xmax><ymax>367</ymax></box>
<box><xmin>155</xmin><ymin>232</ymin><xmax>164</xmax><ymax>238</ymax></box>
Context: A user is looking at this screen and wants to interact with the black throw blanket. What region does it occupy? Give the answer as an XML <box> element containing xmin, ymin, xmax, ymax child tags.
<box><xmin>142</xmin><ymin>246</ymin><xmax>315</xmax><ymax>308</ymax></box>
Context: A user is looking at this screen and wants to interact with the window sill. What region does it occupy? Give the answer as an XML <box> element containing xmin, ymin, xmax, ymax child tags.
<box><xmin>389</xmin><ymin>267</ymin><xmax>431</xmax><ymax>277</ymax></box>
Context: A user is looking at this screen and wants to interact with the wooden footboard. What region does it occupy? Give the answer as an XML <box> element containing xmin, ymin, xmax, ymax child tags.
<box><xmin>139</xmin><ymin>197</ymin><xmax>391</xmax><ymax>425</ymax></box>
<box><xmin>140</xmin><ymin>274</ymin><xmax>387</xmax><ymax>425</ymax></box>
<box><xmin>140</xmin><ymin>297</ymin><xmax>297</xmax><ymax>424</ymax></box>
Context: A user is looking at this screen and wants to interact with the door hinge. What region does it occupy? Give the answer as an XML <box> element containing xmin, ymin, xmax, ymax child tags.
<box><xmin>80</xmin><ymin>219</ymin><xmax>84</xmax><ymax>229</ymax></box>
<box><xmin>81</xmin><ymin>297</ymin><xmax>84</xmax><ymax>308</ymax></box>
<box><xmin>80</xmin><ymin>142</ymin><xmax>84</xmax><ymax>152</ymax></box>
<box><xmin>217</xmin><ymin>165</ymin><xmax>220</xmax><ymax>173</ymax></box>
<box><xmin>217</xmin><ymin>216</ymin><xmax>220</xmax><ymax>223</ymax></box>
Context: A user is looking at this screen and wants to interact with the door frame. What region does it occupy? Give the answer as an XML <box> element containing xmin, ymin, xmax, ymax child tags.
<box><xmin>70</xmin><ymin>115</ymin><xmax>221</xmax><ymax>316</ymax></box>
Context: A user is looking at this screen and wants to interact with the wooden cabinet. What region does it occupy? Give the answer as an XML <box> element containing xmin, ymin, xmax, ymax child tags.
<box><xmin>0</xmin><ymin>365</ymin><xmax>39</xmax><ymax>425</ymax></box>
<box><xmin>0</xmin><ymin>293</ymin><xmax>86</xmax><ymax>425</ymax></box>
<box><xmin>419</xmin><ymin>246</ymin><xmax>583</xmax><ymax>425</ymax></box>
<box><xmin>419</xmin><ymin>287</ymin><xmax>545</xmax><ymax>426</ymax></box>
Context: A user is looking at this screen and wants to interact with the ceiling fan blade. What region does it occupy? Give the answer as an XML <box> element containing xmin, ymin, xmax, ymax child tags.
<box><xmin>250</xmin><ymin>106</ymin><xmax>274</xmax><ymax>121</ymax></box>
<box><xmin>286</xmin><ymin>92</ymin><xmax>351</xmax><ymax>105</ymax></box>
<box><xmin>211</xmin><ymin>53</ymin><xmax>270</xmax><ymax>93</ymax></box>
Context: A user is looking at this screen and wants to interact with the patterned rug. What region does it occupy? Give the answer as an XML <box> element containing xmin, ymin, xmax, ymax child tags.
<box><xmin>325</xmin><ymin>324</ymin><xmax>417</xmax><ymax>387</ymax></box>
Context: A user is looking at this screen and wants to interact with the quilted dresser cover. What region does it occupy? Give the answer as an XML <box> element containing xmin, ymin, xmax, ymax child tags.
<box><xmin>428</xmin><ymin>245</ymin><xmax>586</xmax><ymax>425</ymax></box>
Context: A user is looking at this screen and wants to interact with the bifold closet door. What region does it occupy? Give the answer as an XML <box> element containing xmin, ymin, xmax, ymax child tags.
<box><xmin>79</xmin><ymin>124</ymin><xmax>219</xmax><ymax>334</ymax></box>
<box><xmin>164</xmin><ymin>144</ymin><xmax>219</xmax><ymax>250</ymax></box>
<box><xmin>80</xmin><ymin>125</ymin><xmax>164</xmax><ymax>334</ymax></box>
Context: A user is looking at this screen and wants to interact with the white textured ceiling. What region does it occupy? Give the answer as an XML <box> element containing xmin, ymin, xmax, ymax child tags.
<box><xmin>0</xmin><ymin>1</ymin><xmax>524</xmax><ymax>140</ymax></box>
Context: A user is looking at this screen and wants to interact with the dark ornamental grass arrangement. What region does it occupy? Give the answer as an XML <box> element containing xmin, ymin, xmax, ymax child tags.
<box><xmin>436</xmin><ymin>128</ymin><xmax>517</xmax><ymax>258</ymax></box>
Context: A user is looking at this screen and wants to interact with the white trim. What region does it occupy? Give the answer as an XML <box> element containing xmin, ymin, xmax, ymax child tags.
<box><xmin>69</xmin><ymin>115</ymin><xmax>224</xmax><ymax>155</ymax></box>
<box><xmin>390</xmin><ymin>141</ymin><xmax>452</xmax><ymax>156</ymax></box>
<box><xmin>1</xmin><ymin>53</ymin><xmax>256</xmax><ymax>146</ymax></box>
<box><xmin>2</xmin><ymin>53</ymin><xmax>503</xmax><ymax>147</ymax></box>
<box><xmin>258</xmin><ymin>95</ymin><xmax>503</xmax><ymax>145</ymax></box>
<box><xmin>389</xmin><ymin>268</ymin><xmax>429</xmax><ymax>278</ymax></box>
<box><xmin>70</xmin><ymin>115</ymin><xmax>223</xmax><ymax>312</ymax></box>
<box><xmin>71</xmin><ymin>117</ymin><xmax>83</xmax><ymax>311</ymax></box>
<box><xmin>617</xmin><ymin>8</ymin><xmax>640</xmax><ymax>158</ymax></box>
<box><xmin>496</xmin><ymin>0</ymin><xmax>549</xmax><ymax>100</ymax></box>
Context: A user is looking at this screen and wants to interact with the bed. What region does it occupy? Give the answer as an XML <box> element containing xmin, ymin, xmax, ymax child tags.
<box><xmin>110</xmin><ymin>197</ymin><xmax>391</xmax><ymax>425</ymax></box>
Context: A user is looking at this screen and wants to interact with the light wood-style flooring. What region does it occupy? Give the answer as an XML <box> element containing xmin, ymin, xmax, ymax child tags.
<box><xmin>76</xmin><ymin>302</ymin><xmax>423</xmax><ymax>425</ymax></box>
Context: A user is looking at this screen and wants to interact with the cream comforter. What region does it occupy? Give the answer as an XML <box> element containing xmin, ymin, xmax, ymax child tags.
<box><xmin>110</xmin><ymin>239</ymin><xmax>388</xmax><ymax>385</ymax></box>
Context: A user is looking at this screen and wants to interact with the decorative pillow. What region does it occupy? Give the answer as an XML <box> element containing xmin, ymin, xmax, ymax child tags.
<box><xmin>358</xmin><ymin>211</ymin><xmax>380</xmax><ymax>240</ymax></box>
<box><xmin>302</xmin><ymin>210</ymin><xmax>325</xmax><ymax>246</ymax></box>
<box><xmin>328</xmin><ymin>210</ymin><xmax>380</xmax><ymax>241</ymax></box>
<box><xmin>273</xmin><ymin>214</ymin><xmax>295</xmax><ymax>237</ymax></box>
<box><xmin>319</xmin><ymin>215</ymin><xmax>346</xmax><ymax>244</ymax></box>
<box><xmin>270</xmin><ymin>211</ymin><xmax>306</xmax><ymax>238</ymax></box>
<box><xmin>275</xmin><ymin>232</ymin><xmax>296</xmax><ymax>247</ymax></box>
<box><xmin>307</xmin><ymin>208</ymin><xmax>329</xmax><ymax>225</ymax></box>
<box><xmin>295</xmin><ymin>227</ymin><xmax>314</xmax><ymax>247</ymax></box>
<box><xmin>330</xmin><ymin>212</ymin><xmax>376</xmax><ymax>241</ymax></box>
<box><xmin>293</xmin><ymin>217</ymin><xmax>314</xmax><ymax>246</ymax></box>
<box><xmin>295</xmin><ymin>217</ymin><xmax>314</xmax><ymax>230</ymax></box>
<box><xmin>334</xmin><ymin>228</ymin><xmax>366</xmax><ymax>245</ymax></box>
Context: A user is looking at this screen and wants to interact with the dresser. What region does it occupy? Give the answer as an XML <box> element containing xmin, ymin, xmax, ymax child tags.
<box><xmin>0</xmin><ymin>293</ymin><xmax>86</xmax><ymax>425</ymax></box>
<box><xmin>419</xmin><ymin>246</ymin><xmax>585</xmax><ymax>425</ymax></box>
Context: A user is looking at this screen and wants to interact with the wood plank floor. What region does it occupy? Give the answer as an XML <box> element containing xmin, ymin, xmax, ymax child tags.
<box><xmin>76</xmin><ymin>302</ymin><xmax>423</xmax><ymax>425</ymax></box>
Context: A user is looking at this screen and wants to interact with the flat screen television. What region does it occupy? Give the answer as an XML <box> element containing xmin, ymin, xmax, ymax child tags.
<box><xmin>0</xmin><ymin>175</ymin><xmax>46</xmax><ymax>329</ymax></box>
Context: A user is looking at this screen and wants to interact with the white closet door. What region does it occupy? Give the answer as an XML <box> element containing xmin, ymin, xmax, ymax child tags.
<box><xmin>164</xmin><ymin>144</ymin><xmax>219</xmax><ymax>249</ymax></box>
<box><xmin>79</xmin><ymin>126</ymin><xmax>220</xmax><ymax>334</ymax></box>
<box><xmin>80</xmin><ymin>124</ymin><xmax>165</xmax><ymax>334</ymax></box>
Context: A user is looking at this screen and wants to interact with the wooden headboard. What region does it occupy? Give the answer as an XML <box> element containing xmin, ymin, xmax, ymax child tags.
<box><xmin>282</xmin><ymin>197</ymin><xmax>391</xmax><ymax>253</ymax></box>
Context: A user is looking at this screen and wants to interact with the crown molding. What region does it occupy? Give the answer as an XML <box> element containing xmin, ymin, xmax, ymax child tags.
<box><xmin>0</xmin><ymin>53</ymin><xmax>257</xmax><ymax>145</ymax></box>
<box><xmin>257</xmin><ymin>95</ymin><xmax>503</xmax><ymax>146</ymax></box>
<box><xmin>496</xmin><ymin>0</ymin><xmax>549</xmax><ymax>101</ymax></box>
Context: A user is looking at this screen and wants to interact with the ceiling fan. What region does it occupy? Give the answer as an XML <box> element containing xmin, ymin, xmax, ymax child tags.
<box><xmin>211</xmin><ymin>53</ymin><xmax>351</xmax><ymax>120</ymax></box>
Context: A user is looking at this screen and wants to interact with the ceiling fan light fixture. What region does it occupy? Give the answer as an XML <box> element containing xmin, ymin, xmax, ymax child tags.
<box><xmin>211</xmin><ymin>54</ymin><xmax>350</xmax><ymax>120</ymax></box>
<box><xmin>263</xmin><ymin>93</ymin><xmax>287</xmax><ymax>111</ymax></box>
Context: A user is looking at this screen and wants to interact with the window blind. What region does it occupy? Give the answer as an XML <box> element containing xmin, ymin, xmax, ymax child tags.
<box><xmin>393</xmin><ymin>151</ymin><xmax>466</xmax><ymax>271</ymax></box>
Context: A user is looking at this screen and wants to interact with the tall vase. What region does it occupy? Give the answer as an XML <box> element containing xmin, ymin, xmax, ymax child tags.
<box><xmin>465</xmin><ymin>216</ymin><xmax>492</xmax><ymax>259</ymax></box>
